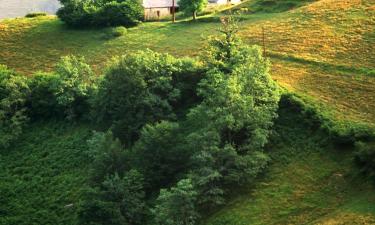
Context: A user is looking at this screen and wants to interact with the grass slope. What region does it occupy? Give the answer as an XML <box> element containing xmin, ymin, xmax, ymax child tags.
<box><xmin>203</xmin><ymin>101</ymin><xmax>375</xmax><ymax>225</ymax></box>
<box><xmin>0</xmin><ymin>122</ymin><xmax>91</xmax><ymax>225</ymax></box>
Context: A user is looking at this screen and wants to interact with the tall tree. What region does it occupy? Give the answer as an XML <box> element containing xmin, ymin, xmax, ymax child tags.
<box><xmin>179</xmin><ymin>0</ymin><xmax>208</xmax><ymax>21</ymax></box>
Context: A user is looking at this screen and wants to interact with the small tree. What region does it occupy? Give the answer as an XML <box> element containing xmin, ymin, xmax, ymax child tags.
<box><xmin>153</xmin><ymin>178</ymin><xmax>198</xmax><ymax>225</ymax></box>
<box><xmin>179</xmin><ymin>0</ymin><xmax>208</xmax><ymax>21</ymax></box>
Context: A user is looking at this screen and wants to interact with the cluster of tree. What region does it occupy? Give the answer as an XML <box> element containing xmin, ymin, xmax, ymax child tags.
<box><xmin>57</xmin><ymin>0</ymin><xmax>144</xmax><ymax>27</ymax></box>
<box><xmin>0</xmin><ymin>17</ymin><xmax>281</xmax><ymax>224</ymax></box>
<box><xmin>77</xmin><ymin>17</ymin><xmax>280</xmax><ymax>224</ymax></box>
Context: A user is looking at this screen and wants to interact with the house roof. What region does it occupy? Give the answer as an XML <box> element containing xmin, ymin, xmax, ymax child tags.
<box><xmin>143</xmin><ymin>0</ymin><xmax>178</xmax><ymax>8</ymax></box>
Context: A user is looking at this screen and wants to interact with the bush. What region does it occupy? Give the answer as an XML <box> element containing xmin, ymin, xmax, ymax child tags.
<box><xmin>132</xmin><ymin>121</ymin><xmax>189</xmax><ymax>191</ymax></box>
<box><xmin>111</xmin><ymin>26</ymin><xmax>127</xmax><ymax>37</ymax></box>
<box><xmin>102</xmin><ymin>26</ymin><xmax>127</xmax><ymax>40</ymax></box>
<box><xmin>355</xmin><ymin>142</ymin><xmax>375</xmax><ymax>182</ymax></box>
<box><xmin>152</xmin><ymin>178</ymin><xmax>198</xmax><ymax>225</ymax></box>
<box><xmin>0</xmin><ymin>65</ymin><xmax>29</xmax><ymax>149</ymax></box>
<box><xmin>78</xmin><ymin>170</ymin><xmax>147</xmax><ymax>225</ymax></box>
<box><xmin>25</xmin><ymin>12</ymin><xmax>47</xmax><ymax>18</ymax></box>
<box><xmin>52</xmin><ymin>55</ymin><xmax>97</xmax><ymax>120</ymax></box>
<box><xmin>57</xmin><ymin>0</ymin><xmax>143</xmax><ymax>28</ymax></box>
<box><xmin>279</xmin><ymin>93</ymin><xmax>375</xmax><ymax>145</ymax></box>
<box><xmin>27</xmin><ymin>72</ymin><xmax>62</xmax><ymax>120</ymax></box>
<box><xmin>94</xmin><ymin>1</ymin><xmax>143</xmax><ymax>27</ymax></box>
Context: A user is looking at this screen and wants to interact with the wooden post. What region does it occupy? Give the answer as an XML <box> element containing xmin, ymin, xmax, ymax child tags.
<box><xmin>172</xmin><ymin>0</ymin><xmax>176</xmax><ymax>23</ymax></box>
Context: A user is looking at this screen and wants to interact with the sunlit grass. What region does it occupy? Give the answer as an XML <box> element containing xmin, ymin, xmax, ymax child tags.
<box><xmin>0</xmin><ymin>0</ymin><xmax>374</xmax><ymax>124</ymax></box>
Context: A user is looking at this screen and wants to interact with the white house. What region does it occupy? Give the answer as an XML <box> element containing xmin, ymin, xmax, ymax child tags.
<box><xmin>143</xmin><ymin>0</ymin><xmax>179</xmax><ymax>20</ymax></box>
<box><xmin>208</xmin><ymin>0</ymin><xmax>241</xmax><ymax>5</ymax></box>
<box><xmin>142</xmin><ymin>0</ymin><xmax>241</xmax><ymax>20</ymax></box>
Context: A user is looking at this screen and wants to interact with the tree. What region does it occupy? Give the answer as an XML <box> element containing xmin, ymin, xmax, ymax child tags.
<box><xmin>179</xmin><ymin>0</ymin><xmax>208</xmax><ymax>21</ymax></box>
<box><xmin>185</xmin><ymin>16</ymin><xmax>279</xmax><ymax>207</ymax></box>
<box><xmin>0</xmin><ymin>65</ymin><xmax>29</xmax><ymax>149</ymax></box>
<box><xmin>93</xmin><ymin>50</ymin><xmax>181</xmax><ymax>145</ymax></box>
<box><xmin>153</xmin><ymin>178</ymin><xmax>198</xmax><ymax>225</ymax></box>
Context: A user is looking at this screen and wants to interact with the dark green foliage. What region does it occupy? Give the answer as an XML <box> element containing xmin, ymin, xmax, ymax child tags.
<box><xmin>25</xmin><ymin>12</ymin><xmax>47</xmax><ymax>18</ymax></box>
<box><xmin>27</xmin><ymin>72</ymin><xmax>61</xmax><ymax>119</ymax></box>
<box><xmin>87</xmin><ymin>131</ymin><xmax>130</xmax><ymax>184</ymax></box>
<box><xmin>0</xmin><ymin>65</ymin><xmax>29</xmax><ymax>149</ymax></box>
<box><xmin>93</xmin><ymin>50</ymin><xmax>202</xmax><ymax>145</ymax></box>
<box><xmin>57</xmin><ymin>0</ymin><xmax>143</xmax><ymax>28</ymax></box>
<box><xmin>280</xmin><ymin>93</ymin><xmax>375</xmax><ymax>145</ymax></box>
<box><xmin>355</xmin><ymin>142</ymin><xmax>375</xmax><ymax>182</ymax></box>
<box><xmin>78</xmin><ymin>170</ymin><xmax>147</xmax><ymax>225</ymax></box>
<box><xmin>153</xmin><ymin>178</ymin><xmax>198</xmax><ymax>225</ymax></box>
<box><xmin>0</xmin><ymin>122</ymin><xmax>91</xmax><ymax>225</ymax></box>
<box><xmin>132</xmin><ymin>121</ymin><xmax>189</xmax><ymax>191</ymax></box>
<box><xmin>94</xmin><ymin>1</ymin><xmax>143</xmax><ymax>27</ymax></box>
<box><xmin>52</xmin><ymin>55</ymin><xmax>97</xmax><ymax>120</ymax></box>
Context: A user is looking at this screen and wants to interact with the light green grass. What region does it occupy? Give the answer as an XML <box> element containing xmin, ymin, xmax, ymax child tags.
<box><xmin>203</xmin><ymin>102</ymin><xmax>375</xmax><ymax>225</ymax></box>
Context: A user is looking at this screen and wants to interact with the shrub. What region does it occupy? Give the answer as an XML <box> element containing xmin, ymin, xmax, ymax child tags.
<box><xmin>355</xmin><ymin>142</ymin><xmax>375</xmax><ymax>182</ymax></box>
<box><xmin>52</xmin><ymin>55</ymin><xmax>97</xmax><ymax>120</ymax></box>
<box><xmin>87</xmin><ymin>131</ymin><xmax>130</xmax><ymax>184</ymax></box>
<box><xmin>57</xmin><ymin>0</ymin><xmax>143</xmax><ymax>28</ymax></box>
<box><xmin>25</xmin><ymin>12</ymin><xmax>47</xmax><ymax>18</ymax></box>
<box><xmin>102</xmin><ymin>26</ymin><xmax>127</xmax><ymax>40</ymax></box>
<box><xmin>279</xmin><ymin>93</ymin><xmax>375</xmax><ymax>145</ymax></box>
<box><xmin>27</xmin><ymin>72</ymin><xmax>62</xmax><ymax>120</ymax></box>
<box><xmin>78</xmin><ymin>170</ymin><xmax>147</xmax><ymax>225</ymax></box>
<box><xmin>111</xmin><ymin>26</ymin><xmax>127</xmax><ymax>37</ymax></box>
<box><xmin>94</xmin><ymin>1</ymin><xmax>143</xmax><ymax>27</ymax></box>
<box><xmin>0</xmin><ymin>65</ymin><xmax>30</xmax><ymax>149</ymax></box>
<box><xmin>132</xmin><ymin>121</ymin><xmax>189</xmax><ymax>191</ymax></box>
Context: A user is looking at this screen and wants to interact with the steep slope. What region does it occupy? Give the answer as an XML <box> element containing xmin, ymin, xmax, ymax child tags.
<box><xmin>203</xmin><ymin>98</ymin><xmax>375</xmax><ymax>225</ymax></box>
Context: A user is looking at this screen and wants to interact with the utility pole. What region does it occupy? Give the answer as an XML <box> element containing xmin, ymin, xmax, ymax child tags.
<box><xmin>262</xmin><ymin>26</ymin><xmax>266</xmax><ymax>58</ymax></box>
<box><xmin>172</xmin><ymin>0</ymin><xmax>176</xmax><ymax>23</ymax></box>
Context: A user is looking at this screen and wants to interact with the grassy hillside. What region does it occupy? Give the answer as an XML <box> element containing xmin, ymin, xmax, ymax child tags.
<box><xmin>203</xmin><ymin>100</ymin><xmax>375</xmax><ymax>225</ymax></box>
